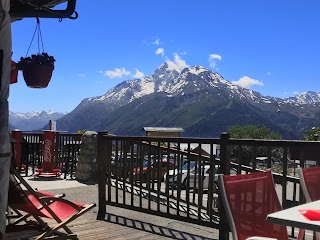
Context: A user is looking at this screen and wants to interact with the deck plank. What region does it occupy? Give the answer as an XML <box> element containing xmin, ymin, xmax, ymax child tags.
<box><xmin>6</xmin><ymin>215</ymin><xmax>173</xmax><ymax>240</ymax></box>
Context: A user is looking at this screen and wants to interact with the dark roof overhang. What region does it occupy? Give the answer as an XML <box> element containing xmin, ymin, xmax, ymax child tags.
<box><xmin>10</xmin><ymin>0</ymin><xmax>78</xmax><ymax>21</ymax></box>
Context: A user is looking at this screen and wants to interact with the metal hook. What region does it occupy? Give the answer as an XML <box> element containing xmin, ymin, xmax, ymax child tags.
<box><xmin>69</xmin><ymin>11</ymin><xmax>78</xmax><ymax>20</ymax></box>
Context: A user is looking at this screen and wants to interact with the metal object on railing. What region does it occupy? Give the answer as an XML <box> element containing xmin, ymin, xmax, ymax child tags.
<box><xmin>13</xmin><ymin>132</ymin><xmax>81</xmax><ymax>178</ymax></box>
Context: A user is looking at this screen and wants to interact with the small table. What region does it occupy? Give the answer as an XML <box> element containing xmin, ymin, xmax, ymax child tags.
<box><xmin>267</xmin><ymin>200</ymin><xmax>320</xmax><ymax>232</ymax></box>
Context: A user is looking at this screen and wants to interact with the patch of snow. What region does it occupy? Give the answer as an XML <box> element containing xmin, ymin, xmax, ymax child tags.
<box><xmin>134</xmin><ymin>81</ymin><xmax>155</xmax><ymax>98</ymax></box>
<box><xmin>189</xmin><ymin>67</ymin><xmax>207</xmax><ymax>75</ymax></box>
<box><xmin>167</xmin><ymin>79</ymin><xmax>188</xmax><ymax>94</ymax></box>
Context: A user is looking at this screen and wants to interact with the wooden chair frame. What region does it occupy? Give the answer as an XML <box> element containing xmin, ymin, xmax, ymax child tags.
<box><xmin>7</xmin><ymin>166</ymin><xmax>95</xmax><ymax>239</ymax></box>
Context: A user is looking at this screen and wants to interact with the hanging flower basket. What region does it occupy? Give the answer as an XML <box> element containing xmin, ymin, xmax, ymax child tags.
<box><xmin>16</xmin><ymin>18</ymin><xmax>56</xmax><ymax>88</ymax></box>
<box><xmin>22</xmin><ymin>63</ymin><xmax>54</xmax><ymax>88</ymax></box>
<box><xmin>17</xmin><ymin>53</ymin><xmax>55</xmax><ymax>88</ymax></box>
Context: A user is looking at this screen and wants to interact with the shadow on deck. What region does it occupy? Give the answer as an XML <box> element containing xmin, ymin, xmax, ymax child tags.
<box><xmin>6</xmin><ymin>212</ymin><xmax>219</xmax><ymax>240</ymax></box>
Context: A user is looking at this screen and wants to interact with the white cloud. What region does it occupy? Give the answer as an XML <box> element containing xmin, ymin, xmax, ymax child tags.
<box><xmin>133</xmin><ymin>69</ymin><xmax>144</xmax><ymax>78</ymax></box>
<box><xmin>166</xmin><ymin>53</ymin><xmax>189</xmax><ymax>71</ymax></box>
<box><xmin>232</xmin><ymin>76</ymin><xmax>264</xmax><ymax>89</ymax></box>
<box><xmin>209</xmin><ymin>53</ymin><xmax>222</xmax><ymax>60</ymax></box>
<box><xmin>155</xmin><ymin>48</ymin><xmax>165</xmax><ymax>56</ymax></box>
<box><xmin>78</xmin><ymin>73</ymin><xmax>86</xmax><ymax>78</ymax></box>
<box><xmin>293</xmin><ymin>91</ymin><xmax>299</xmax><ymax>95</ymax></box>
<box><xmin>142</xmin><ymin>37</ymin><xmax>161</xmax><ymax>46</ymax></box>
<box><xmin>103</xmin><ymin>68</ymin><xmax>131</xmax><ymax>78</ymax></box>
<box><xmin>208</xmin><ymin>53</ymin><xmax>222</xmax><ymax>69</ymax></box>
<box><xmin>266</xmin><ymin>72</ymin><xmax>271</xmax><ymax>75</ymax></box>
<box><xmin>153</xmin><ymin>38</ymin><xmax>160</xmax><ymax>45</ymax></box>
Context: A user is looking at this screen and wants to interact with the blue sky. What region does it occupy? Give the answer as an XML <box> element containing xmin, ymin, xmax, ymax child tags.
<box><xmin>9</xmin><ymin>0</ymin><xmax>320</xmax><ymax>113</ymax></box>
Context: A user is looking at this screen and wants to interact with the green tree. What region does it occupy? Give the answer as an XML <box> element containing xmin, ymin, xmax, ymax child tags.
<box><xmin>303</xmin><ymin>127</ymin><xmax>320</xmax><ymax>141</ymax></box>
<box><xmin>77</xmin><ymin>130</ymin><xmax>87</xmax><ymax>135</ymax></box>
<box><xmin>227</xmin><ymin>125</ymin><xmax>282</xmax><ymax>165</ymax></box>
<box><xmin>228</xmin><ymin>125</ymin><xmax>282</xmax><ymax>140</ymax></box>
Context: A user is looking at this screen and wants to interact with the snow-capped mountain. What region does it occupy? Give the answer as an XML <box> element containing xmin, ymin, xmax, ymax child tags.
<box><xmin>84</xmin><ymin>62</ymin><xmax>180</xmax><ymax>107</ymax></box>
<box><xmin>85</xmin><ymin>63</ymin><xmax>320</xmax><ymax>107</ymax></box>
<box><xmin>56</xmin><ymin>63</ymin><xmax>320</xmax><ymax>139</ymax></box>
<box><xmin>83</xmin><ymin>64</ymin><xmax>254</xmax><ymax>107</ymax></box>
<box><xmin>9</xmin><ymin>111</ymin><xmax>66</xmax><ymax>131</ymax></box>
<box><xmin>284</xmin><ymin>92</ymin><xmax>320</xmax><ymax>105</ymax></box>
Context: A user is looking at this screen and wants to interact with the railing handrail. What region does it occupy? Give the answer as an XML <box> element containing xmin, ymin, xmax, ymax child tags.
<box><xmin>99</xmin><ymin>134</ymin><xmax>221</xmax><ymax>144</ymax></box>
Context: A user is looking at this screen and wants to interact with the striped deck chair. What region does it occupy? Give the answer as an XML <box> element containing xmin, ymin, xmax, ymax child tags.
<box><xmin>6</xmin><ymin>166</ymin><xmax>95</xmax><ymax>239</ymax></box>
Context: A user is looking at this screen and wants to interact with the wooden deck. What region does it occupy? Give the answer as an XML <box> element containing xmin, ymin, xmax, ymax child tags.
<box><xmin>6</xmin><ymin>213</ymin><xmax>217</xmax><ymax>240</ymax></box>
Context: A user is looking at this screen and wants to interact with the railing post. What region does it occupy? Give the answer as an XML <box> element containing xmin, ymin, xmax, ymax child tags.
<box><xmin>97</xmin><ymin>131</ymin><xmax>108</xmax><ymax>220</ymax></box>
<box><xmin>220</xmin><ymin>132</ymin><xmax>230</xmax><ymax>175</ymax></box>
<box><xmin>219</xmin><ymin>132</ymin><xmax>230</xmax><ymax>240</ymax></box>
<box><xmin>282</xmin><ymin>146</ymin><xmax>288</xmax><ymax>208</ymax></box>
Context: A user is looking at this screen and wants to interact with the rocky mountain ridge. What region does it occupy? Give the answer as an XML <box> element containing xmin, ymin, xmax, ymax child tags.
<box><xmin>83</xmin><ymin>63</ymin><xmax>319</xmax><ymax>108</ymax></box>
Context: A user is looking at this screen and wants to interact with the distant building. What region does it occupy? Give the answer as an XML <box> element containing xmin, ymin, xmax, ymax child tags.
<box><xmin>179</xmin><ymin>143</ymin><xmax>220</xmax><ymax>158</ymax></box>
<box><xmin>142</xmin><ymin>127</ymin><xmax>184</xmax><ymax>137</ymax></box>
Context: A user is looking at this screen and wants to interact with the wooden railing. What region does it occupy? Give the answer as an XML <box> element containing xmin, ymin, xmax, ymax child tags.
<box><xmin>12</xmin><ymin>131</ymin><xmax>320</xmax><ymax>239</ymax></box>
<box><xmin>96</xmin><ymin>132</ymin><xmax>320</xmax><ymax>240</ymax></box>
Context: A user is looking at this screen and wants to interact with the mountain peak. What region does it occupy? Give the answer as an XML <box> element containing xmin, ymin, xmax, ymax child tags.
<box><xmin>181</xmin><ymin>65</ymin><xmax>209</xmax><ymax>75</ymax></box>
<box><xmin>154</xmin><ymin>62</ymin><xmax>178</xmax><ymax>75</ymax></box>
<box><xmin>292</xmin><ymin>91</ymin><xmax>320</xmax><ymax>104</ymax></box>
<box><xmin>152</xmin><ymin>62</ymin><xmax>180</xmax><ymax>86</ymax></box>
<box><xmin>154</xmin><ymin>63</ymin><xmax>209</xmax><ymax>76</ymax></box>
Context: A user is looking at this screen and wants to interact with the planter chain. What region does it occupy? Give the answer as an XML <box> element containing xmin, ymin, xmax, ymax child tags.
<box><xmin>26</xmin><ymin>17</ymin><xmax>45</xmax><ymax>57</ymax></box>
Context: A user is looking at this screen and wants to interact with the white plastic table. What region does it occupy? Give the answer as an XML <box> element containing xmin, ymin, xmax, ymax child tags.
<box><xmin>267</xmin><ymin>200</ymin><xmax>320</xmax><ymax>232</ymax></box>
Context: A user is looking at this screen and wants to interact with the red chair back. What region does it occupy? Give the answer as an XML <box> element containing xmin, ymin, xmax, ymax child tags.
<box><xmin>298</xmin><ymin>167</ymin><xmax>320</xmax><ymax>240</ymax></box>
<box><xmin>219</xmin><ymin>171</ymin><xmax>288</xmax><ymax>240</ymax></box>
<box><xmin>298</xmin><ymin>167</ymin><xmax>320</xmax><ymax>202</ymax></box>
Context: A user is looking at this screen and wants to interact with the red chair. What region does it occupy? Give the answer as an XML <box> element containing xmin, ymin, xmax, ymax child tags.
<box><xmin>218</xmin><ymin>170</ymin><xmax>303</xmax><ymax>240</ymax></box>
<box><xmin>6</xmin><ymin>166</ymin><xmax>95</xmax><ymax>239</ymax></box>
<box><xmin>297</xmin><ymin>167</ymin><xmax>320</xmax><ymax>239</ymax></box>
<box><xmin>297</xmin><ymin>167</ymin><xmax>320</xmax><ymax>202</ymax></box>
